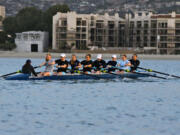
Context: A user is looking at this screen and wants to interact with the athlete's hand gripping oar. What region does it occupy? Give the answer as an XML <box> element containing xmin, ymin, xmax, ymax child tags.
<box><xmin>137</xmin><ymin>66</ymin><xmax>180</xmax><ymax>79</ymax></box>
<box><xmin>78</xmin><ymin>70</ymin><xmax>101</xmax><ymax>80</ymax></box>
<box><xmin>0</xmin><ymin>66</ymin><xmax>41</xmax><ymax>78</ymax></box>
<box><xmin>71</xmin><ymin>67</ymin><xmax>101</xmax><ymax>80</ymax></box>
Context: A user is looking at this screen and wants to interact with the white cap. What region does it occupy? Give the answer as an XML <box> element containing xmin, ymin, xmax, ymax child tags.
<box><xmin>112</xmin><ymin>54</ymin><xmax>117</xmax><ymax>58</ymax></box>
<box><xmin>60</xmin><ymin>53</ymin><xmax>66</xmax><ymax>57</ymax></box>
<box><xmin>97</xmin><ymin>54</ymin><xmax>102</xmax><ymax>59</ymax></box>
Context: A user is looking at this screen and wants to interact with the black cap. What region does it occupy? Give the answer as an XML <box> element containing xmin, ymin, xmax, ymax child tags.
<box><xmin>26</xmin><ymin>59</ymin><xmax>31</xmax><ymax>64</ymax></box>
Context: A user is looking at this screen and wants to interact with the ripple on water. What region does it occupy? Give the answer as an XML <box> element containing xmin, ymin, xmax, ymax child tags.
<box><xmin>1</xmin><ymin>58</ymin><xmax>180</xmax><ymax>135</ymax></box>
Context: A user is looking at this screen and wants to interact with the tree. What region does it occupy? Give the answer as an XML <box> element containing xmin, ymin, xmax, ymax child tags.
<box><xmin>0</xmin><ymin>31</ymin><xmax>7</xmax><ymax>43</ymax></box>
<box><xmin>3</xmin><ymin>16</ymin><xmax>17</xmax><ymax>38</ymax></box>
<box><xmin>0</xmin><ymin>43</ymin><xmax>16</xmax><ymax>50</ymax></box>
<box><xmin>43</xmin><ymin>4</ymin><xmax>70</xmax><ymax>47</ymax></box>
<box><xmin>15</xmin><ymin>7</ymin><xmax>43</xmax><ymax>32</ymax></box>
<box><xmin>2</xmin><ymin>5</ymin><xmax>70</xmax><ymax>49</ymax></box>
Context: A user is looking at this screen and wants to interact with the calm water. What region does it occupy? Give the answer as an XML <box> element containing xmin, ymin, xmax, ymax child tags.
<box><xmin>0</xmin><ymin>58</ymin><xmax>180</xmax><ymax>135</ymax></box>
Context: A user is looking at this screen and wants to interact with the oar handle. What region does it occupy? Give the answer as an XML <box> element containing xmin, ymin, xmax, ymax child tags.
<box><xmin>34</xmin><ymin>66</ymin><xmax>41</xmax><ymax>69</ymax></box>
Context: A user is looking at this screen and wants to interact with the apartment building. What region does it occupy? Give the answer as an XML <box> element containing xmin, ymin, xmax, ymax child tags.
<box><xmin>53</xmin><ymin>11</ymin><xmax>180</xmax><ymax>54</ymax></box>
<box><xmin>53</xmin><ymin>12</ymin><xmax>126</xmax><ymax>50</ymax></box>
<box><xmin>126</xmin><ymin>11</ymin><xmax>180</xmax><ymax>54</ymax></box>
<box><xmin>0</xmin><ymin>5</ymin><xmax>5</xmax><ymax>31</ymax></box>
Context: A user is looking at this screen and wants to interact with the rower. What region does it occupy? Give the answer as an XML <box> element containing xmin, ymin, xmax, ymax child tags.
<box><xmin>81</xmin><ymin>54</ymin><xmax>93</xmax><ymax>73</ymax></box>
<box><xmin>39</xmin><ymin>53</ymin><xmax>55</xmax><ymax>76</ymax></box>
<box><xmin>55</xmin><ymin>53</ymin><xmax>69</xmax><ymax>75</ymax></box>
<box><xmin>118</xmin><ymin>54</ymin><xmax>131</xmax><ymax>72</ymax></box>
<box><xmin>22</xmin><ymin>59</ymin><xmax>37</xmax><ymax>76</ymax></box>
<box><xmin>106</xmin><ymin>54</ymin><xmax>117</xmax><ymax>72</ymax></box>
<box><xmin>69</xmin><ymin>54</ymin><xmax>81</xmax><ymax>73</ymax></box>
<box><xmin>93</xmin><ymin>54</ymin><xmax>106</xmax><ymax>74</ymax></box>
<box><xmin>129</xmin><ymin>54</ymin><xmax>140</xmax><ymax>72</ymax></box>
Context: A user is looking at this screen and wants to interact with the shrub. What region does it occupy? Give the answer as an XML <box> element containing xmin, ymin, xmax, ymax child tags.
<box><xmin>0</xmin><ymin>43</ymin><xmax>16</xmax><ymax>50</ymax></box>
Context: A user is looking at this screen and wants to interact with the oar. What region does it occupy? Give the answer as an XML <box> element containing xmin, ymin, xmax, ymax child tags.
<box><xmin>137</xmin><ymin>66</ymin><xmax>180</xmax><ymax>79</ymax></box>
<box><xmin>73</xmin><ymin>70</ymin><xmax>101</xmax><ymax>80</ymax></box>
<box><xmin>131</xmin><ymin>71</ymin><xmax>167</xmax><ymax>79</ymax></box>
<box><xmin>0</xmin><ymin>66</ymin><xmax>40</xmax><ymax>78</ymax></box>
<box><xmin>101</xmin><ymin>67</ymin><xmax>167</xmax><ymax>79</ymax></box>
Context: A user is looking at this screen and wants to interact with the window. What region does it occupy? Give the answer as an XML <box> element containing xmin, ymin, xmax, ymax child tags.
<box><xmin>62</xmin><ymin>20</ymin><xmax>67</xmax><ymax>26</ymax></box>
<box><xmin>151</xmin><ymin>36</ymin><xmax>156</xmax><ymax>42</ymax></box>
<box><xmin>137</xmin><ymin>21</ymin><xmax>142</xmax><ymax>28</ymax></box>
<box><xmin>76</xmin><ymin>34</ymin><xmax>80</xmax><ymax>39</ymax></box>
<box><xmin>60</xmin><ymin>34</ymin><xmax>66</xmax><ymax>39</ymax></box>
<box><xmin>108</xmin><ymin>21</ymin><xmax>115</xmax><ymax>29</ymax></box>
<box><xmin>144</xmin><ymin>21</ymin><xmax>148</xmax><ymax>28</ymax></box>
<box><xmin>151</xmin><ymin>20</ymin><xmax>157</xmax><ymax>28</ymax></box>
<box><xmin>138</xmin><ymin>13</ymin><xmax>142</xmax><ymax>16</ymax></box>
<box><xmin>158</xmin><ymin>22</ymin><xmax>167</xmax><ymax>28</ymax></box>
<box><xmin>137</xmin><ymin>30</ymin><xmax>141</xmax><ymax>35</ymax></box>
<box><xmin>144</xmin><ymin>30</ymin><xmax>148</xmax><ymax>34</ymax></box>
<box><xmin>77</xmin><ymin>18</ymin><xmax>81</xmax><ymax>26</ymax></box>
<box><xmin>82</xmin><ymin>27</ymin><xmax>86</xmax><ymax>32</ymax></box>
<box><xmin>16</xmin><ymin>34</ymin><xmax>21</xmax><ymax>40</ymax></box>
<box><xmin>82</xmin><ymin>20</ymin><xmax>86</xmax><ymax>26</ymax></box>
<box><xmin>76</xmin><ymin>27</ymin><xmax>81</xmax><ymax>32</ymax></box>
<box><xmin>23</xmin><ymin>34</ymin><xmax>28</xmax><ymax>40</ymax></box>
<box><xmin>82</xmin><ymin>34</ymin><xmax>86</xmax><ymax>39</ymax></box>
<box><xmin>130</xmin><ymin>22</ymin><xmax>134</xmax><ymax>28</ymax></box>
<box><xmin>176</xmin><ymin>23</ymin><xmax>180</xmax><ymax>28</ymax></box>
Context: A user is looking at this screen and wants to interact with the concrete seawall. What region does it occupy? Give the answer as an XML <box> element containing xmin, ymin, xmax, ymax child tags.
<box><xmin>0</xmin><ymin>51</ymin><xmax>180</xmax><ymax>60</ymax></box>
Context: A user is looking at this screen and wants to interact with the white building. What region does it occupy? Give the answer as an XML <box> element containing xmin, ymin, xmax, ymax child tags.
<box><xmin>15</xmin><ymin>31</ymin><xmax>49</xmax><ymax>52</ymax></box>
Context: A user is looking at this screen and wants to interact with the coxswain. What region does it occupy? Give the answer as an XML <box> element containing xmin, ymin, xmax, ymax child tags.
<box><xmin>22</xmin><ymin>59</ymin><xmax>37</xmax><ymax>76</ymax></box>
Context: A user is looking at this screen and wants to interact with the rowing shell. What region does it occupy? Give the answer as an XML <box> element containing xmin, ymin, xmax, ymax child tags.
<box><xmin>4</xmin><ymin>72</ymin><xmax>154</xmax><ymax>80</ymax></box>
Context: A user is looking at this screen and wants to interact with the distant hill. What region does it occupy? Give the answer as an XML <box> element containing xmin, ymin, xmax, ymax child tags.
<box><xmin>1</xmin><ymin>0</ymin><xmax>180</xmax><ymax>16</ymax></box>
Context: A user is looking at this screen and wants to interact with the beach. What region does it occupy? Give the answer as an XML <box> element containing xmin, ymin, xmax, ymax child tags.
<box><xmin>0</xmin><ymin>51</ymin><xmax>180</xmax><ymax>60</ymax></box>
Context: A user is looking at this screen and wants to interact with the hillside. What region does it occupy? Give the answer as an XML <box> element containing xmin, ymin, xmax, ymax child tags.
<box><xmin>0</xmin><ymin>0</ymin><xmax>180</xmax><ymax>16</ymax></box>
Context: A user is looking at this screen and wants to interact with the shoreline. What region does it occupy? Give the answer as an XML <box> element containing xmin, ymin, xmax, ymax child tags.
<box><xmin>0</xmin><ymin>51</ymin><xmax>180</xmax><ymax>60</ymax></box>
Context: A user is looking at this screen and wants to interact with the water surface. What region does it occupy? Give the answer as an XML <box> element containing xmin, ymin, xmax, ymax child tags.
<box><xmin>0</xmin><ymin>58</ymin><xmax>180</xmax><ymax>135</ymax></box>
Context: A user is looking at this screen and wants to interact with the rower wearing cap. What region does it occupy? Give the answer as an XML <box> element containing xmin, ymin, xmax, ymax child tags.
<box><xmin>81</xmin><ymin>54</ymin><xmax>93</xmax><ymax>73</ymax></box>
<box><xmin>69</xmin><ymin>54</ymin><xmax>81</xmax><ymax>73</ymax></box>
<box><xmin>39</xmin><ymin>53</ymin><xmax>55</xmax><ymax>76</ymax></box>
<box><xmin>55</xmin><ymin>53</ymin><xmax>69</xmax><ymax>75</ymax></box>
<box><xmin>129</xmin><ymin>54</ymin><xmax>140</xmax><ymax>72</ymax></box>
<box><xmin>93</xmin><ymin>54</ymin><xmax>106</xmax><ymax>74</ymax></box>
<box><xmin>118</xmin><ymin>54</ymin><xmax>131</xmax><ymax>72</ymax></box>
<box><xmin>106</xmin><ymin>54</ymin><xmax>117</xmax><ymax>72</ymax></box>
